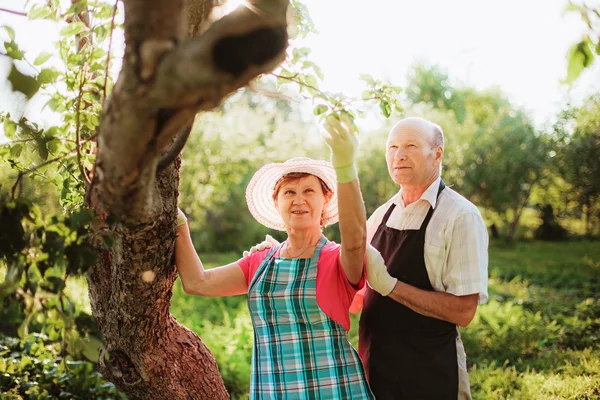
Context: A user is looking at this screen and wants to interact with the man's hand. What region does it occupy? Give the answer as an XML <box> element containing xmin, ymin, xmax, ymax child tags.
<box><xmin>243</xmin><ymin>234</ymin><xmax>280</xmax><ymax>257</ymax></box>
<box><xmin>321</xmin><ymin>114</ymin><xmax>358</xmax><ymax>183</ymax></box>
<box><xmin>366</xmin><ymin>244</ymin><xmax>397</xmax><ymax>296</ymax></box>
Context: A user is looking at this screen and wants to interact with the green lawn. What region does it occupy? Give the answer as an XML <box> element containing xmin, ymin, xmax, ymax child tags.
<box><xmin>170</xmin><ymin>241</ymin><xmax>600</xmax><ymax>400</ymax></box>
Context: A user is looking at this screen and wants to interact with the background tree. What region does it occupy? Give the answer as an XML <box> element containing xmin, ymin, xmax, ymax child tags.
<box><xmin>404</xmin><ymin>64</ymin><xmax>552</xmax><ymax>240</ymax></box>
<box><xmin>554</xmin><ymin>95</ymin><xmax>600</xmax><ymax>235</ymax></box>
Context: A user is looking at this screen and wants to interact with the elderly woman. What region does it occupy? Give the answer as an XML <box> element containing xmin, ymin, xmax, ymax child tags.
<box><xmin>175</xmin><ymin>116</ymin><xmax>374</xmax><ymax>399</ymax></box>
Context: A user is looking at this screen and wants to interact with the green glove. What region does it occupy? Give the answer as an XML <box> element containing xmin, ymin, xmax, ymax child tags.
<box><xmin>177</xmin><ymin>208</ymin><xmax>188</xmax><ymax>227</ymax></box>
<box><xmin>321</xmin><ymin>114</ymin><xmax>358</xmax><ymax>183</ymax></box>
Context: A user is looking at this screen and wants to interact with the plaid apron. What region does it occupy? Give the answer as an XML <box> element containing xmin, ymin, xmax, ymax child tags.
<box><xmin>248</xmin><ymin>236</ymin><xmax>374</xmax><ymax>400</ymax></box>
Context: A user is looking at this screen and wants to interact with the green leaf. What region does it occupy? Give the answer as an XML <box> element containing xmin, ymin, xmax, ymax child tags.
<box><xmin>359</xmin><ymin>73</ymin><xmax>375</xmax><ymax>84</ymax></box>
<box><xmin>42</xmin><ymin>276</ymin><xmax>65</xmax><ymax>293</ymax></box>
<box><xmin>304</xmin><ymin>74</ymin><xmax>319</xmax><ymax>89</ymax></box>
<box><xmin>68</xmin><ymin>208</ymin><xmax>93</xmax><ymax>229</ymax></box>
<box><xmin>28</xmin><ymin>4</ymin><xmax>52</xmax><ymax>19</ymax></box>
<box><xmin>80</xmin><ymin>336</ymin><xmax>103</xmax><ymax>363</ymax></box>
<box><xmin>379</xmin><ymin>101</ymin><xmax>392</xmax><ymax>118</ymax></box>
<box><xmin>562</xmin><ymin>3</ymin><xmax>580</xmax><ymax>16</ymax></box>
<box><xmin>37</xmin><ymin>68</ymin><xmax>61</xmax><ymax>84</ymax></box>
<box><xmin>60</xmin><ymin>22</ymin><xmax>87</xmax><ymax>37</ymax></box>
<box><xmin>361</xmin><ymin>90</ymin><xmax>374</xmax><ymax>100</ymax></box>
<box><xmin>47</xmin><ymin>138</ymin><xmax>60</xmax><ymax>153</ymax></box>
<box><xmin>563</xmin><ymin>40</ymin><xmax>595</xmax><ymax>84</ymax></box>
<box><xmin>313</xmin><ymin>104</ymin><xmax>328</xmax><ymax>116</ymax></box>
<box><xmin>2</xmin><ymin>25</ymin><xmax>15</xmax><ymax>41</ymax></box>
<box><xmin>3</xmin><ymin>117</ymin><xmax>17</xmax><ymax>138</ymax></box>
<box><xmin>38</xmin><ymin>142</ymin><xmax>49</xmax><ymax>160</ymax></box>
<box><xmin>66</xmin><ymin>0</ymin><xmax>87</xmax><ymax>16</ymax></box>
<box><xmin>90</xmin><ymin>48</ymin><xmax>106</xmax><ymax>61</ymax></box>
<box><xmin>33</xmin><ymin>52</ymin><xmax>53</xmax><ymax>66</ymax></box>
<box><xmin>45</xmin><ymin>97</ymin><xmax>67</xmax><ymax>112</ymax></box>
<box><xmin>10</xmin><ymin>144</ymin><xmax>23</xmax><ymax>158</ymax></box>
<box><xmin>45</xmin><ymin>126</ymin><xmax>59</xmax><ymax>138</ymax></box>
<box><xmin>8</xmin><ymin>64</ymin><xmax>41</xmax><ymax>98</ymax></box>
<box><xmin>4</xmin><ymin>41</ymin><xmax>24</xmax><ymax>60</ymax></box>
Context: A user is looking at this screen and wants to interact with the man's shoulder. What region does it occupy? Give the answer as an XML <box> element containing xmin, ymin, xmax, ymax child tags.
<box><xmin>438</xmin><ymin>186</ymin><xmax>482</xmax><ymax>217</ymax></box>
<box><xmin>368</xmin><ymin>193</ymin><xmax>400</xmax><ymax>221</ymax></box>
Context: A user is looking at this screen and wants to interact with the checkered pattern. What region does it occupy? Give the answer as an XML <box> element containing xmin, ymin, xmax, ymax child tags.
<box><xmin>248</xmin><ymin>237</ymin><xmax>373</xmax><ymax>400</ymax></box>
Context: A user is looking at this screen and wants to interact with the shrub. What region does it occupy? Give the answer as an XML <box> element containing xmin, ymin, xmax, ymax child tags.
<box><xmin>0</xmin><ymin>333</ymin><xmax>126</xmax><ymax>400</ymax></box>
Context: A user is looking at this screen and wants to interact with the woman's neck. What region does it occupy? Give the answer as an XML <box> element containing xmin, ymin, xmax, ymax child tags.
<box><xmin>283</xmin><ymin>228</ymin><xmax>322</xmax><ymax>257</ymax></box>
<box><xmin>286</xmin><ymin>228</ymin><xmax>321</xmax><ymax>247</ymax></box>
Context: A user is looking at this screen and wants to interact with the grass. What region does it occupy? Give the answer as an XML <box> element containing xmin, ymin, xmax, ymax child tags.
<box><xmin>5</xmin><ymin>242</ymin><xmax>596</xmax><ymax>399</ymax></box>
<box><xmin>170</xmin><ymin>241</ymin><xmax>600</xmax><ymax>399</ymax></box>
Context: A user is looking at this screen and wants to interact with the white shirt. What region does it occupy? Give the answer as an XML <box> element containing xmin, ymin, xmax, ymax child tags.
<box><xmin>367</xmin><ymin>176</ymin><xmax>489</xmax><ymax>304</ymax></box>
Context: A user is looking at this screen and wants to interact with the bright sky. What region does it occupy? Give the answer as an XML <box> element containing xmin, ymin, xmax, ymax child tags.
<box><xmin>1</xmin><ymin>0</ymin><xmax>599</xmax><ymax>134</ymax></box>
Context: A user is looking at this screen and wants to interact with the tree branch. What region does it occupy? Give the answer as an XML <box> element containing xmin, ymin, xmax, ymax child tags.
<box><xmin>0</xmin><ymin>7</ymin><xmax>27</xmax><ymax>17</ymax></box>
<box><xmin>95</xmin><ymin>0</ymin><xmax>289</xmax><ymax>223</ymax></box>
<box><xmin>102</xmin><ymin>0</ymin><xmax>119</xmax><ymax>104</ymax></box>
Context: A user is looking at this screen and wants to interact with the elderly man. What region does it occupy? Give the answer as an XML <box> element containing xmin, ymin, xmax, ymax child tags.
<box><xmin>358</xmin><ymin>117</ymin><xmax>489</xmax><ymax>400</ymax></box>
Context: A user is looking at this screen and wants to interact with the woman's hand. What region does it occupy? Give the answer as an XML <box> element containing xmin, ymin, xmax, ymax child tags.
<box><xmin>177</xmin><ymin>208</ymin><xmax>187</xmax><ymax>226</ymax></box>
<box><xmin>321</xmin><ymin>114</ymin><xmax>358</xmax><ymax>183</ymax></box>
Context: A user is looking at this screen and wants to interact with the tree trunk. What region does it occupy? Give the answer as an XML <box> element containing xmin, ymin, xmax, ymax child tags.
<box><xmin>584</xmin><ymin>198</ymin><xmax>591</xmax><ymax>236</ymax></box>
<box><xmin>506</xmin><ymin>179</ymin><xmax>538</xmax><ymax>242</ymax></box>
<box><xmin>86</xmin><ymin>0</ymin><xmax>289</xmax><ymax>398</ymax></box>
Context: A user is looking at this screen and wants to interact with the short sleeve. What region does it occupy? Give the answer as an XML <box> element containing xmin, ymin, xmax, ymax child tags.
<box><xmin>237</xmin><ymin>249</ymin><xmax>270</xmax><ymax>286</ymax></box>
<box><xmin>444</xmin><ymin>212</ymin><xmax>489</xmax><ymax>304</ymax></box>
<box><xmin>315</xmin><ymin>242</ymin><xmax>366</xmax><ymax>331</ymax></box>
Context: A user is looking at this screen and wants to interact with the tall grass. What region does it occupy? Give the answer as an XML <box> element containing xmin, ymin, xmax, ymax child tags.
<box><xmin>170</xmin><ymin>242</ymin><xmax>600</xmax><ymax>399</ymax></box>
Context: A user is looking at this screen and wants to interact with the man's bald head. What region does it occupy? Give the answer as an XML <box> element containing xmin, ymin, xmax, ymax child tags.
<box><xmin>389</xmin><ymin>117</ymin><xmax>444</xmax><ymax>149</ymax></box>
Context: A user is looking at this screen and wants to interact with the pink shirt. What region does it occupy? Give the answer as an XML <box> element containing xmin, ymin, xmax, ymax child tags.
<box><xmin>237</xmin><ymin>242</ymin><xmax>365</xmax><ymax>331</ymax></box>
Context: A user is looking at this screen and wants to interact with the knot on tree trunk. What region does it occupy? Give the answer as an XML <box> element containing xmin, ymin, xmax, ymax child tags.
<box><xmin>100</xmin><ymin>348</ymin><xmax>143</xmax><ymax>386</ymax></box>
<box><xmin>212</xmin><ymin>26</ymin><xmax>288</xmax><ymax>76</ymax></box>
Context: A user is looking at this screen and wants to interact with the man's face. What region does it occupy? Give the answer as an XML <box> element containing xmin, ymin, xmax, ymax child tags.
<box><xmin>385</xmin><ymin>122</ymin><xmax>442</xmax><ymax>187</ymax></box>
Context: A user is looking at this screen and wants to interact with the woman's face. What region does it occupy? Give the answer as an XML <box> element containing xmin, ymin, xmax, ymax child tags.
<box><xmin>275</xmin><ymin>175</ymin><xmax>329</xmax><ymax>231</ymax></box>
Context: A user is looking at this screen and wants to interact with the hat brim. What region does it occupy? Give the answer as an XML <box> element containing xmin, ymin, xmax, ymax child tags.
<box><xmin>246</xmin><ymin>158</ymin><xmax>339</xmax><ymax>231</ymax></box>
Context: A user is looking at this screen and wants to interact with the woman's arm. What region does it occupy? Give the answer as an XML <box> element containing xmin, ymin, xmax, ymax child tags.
<box><xmin>322</xmin><ymin>115</ymin><xmax>366</xmax><ymax>285</ymax></box>
<box><xmin>176</xmin><ymin>223</ymin><xmax>248</xmax><ymax>296</ymax></box>
<box><xmin>337</xmin><ymin>179</ymin><xmax>367</xmax><ymax>285</ymax></box>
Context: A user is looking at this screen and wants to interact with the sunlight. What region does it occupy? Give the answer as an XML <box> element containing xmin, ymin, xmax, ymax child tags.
<box><xmin>221</xmin><ymin>0</ymin><xmax>247</xmax><ymax>14</ymax></box>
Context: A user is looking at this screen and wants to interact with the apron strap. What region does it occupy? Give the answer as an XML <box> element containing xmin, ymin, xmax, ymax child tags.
<box><xmin>248</xmin><ymin>242</ymin><xmax>283</xmax><ymax>292</ymax></box>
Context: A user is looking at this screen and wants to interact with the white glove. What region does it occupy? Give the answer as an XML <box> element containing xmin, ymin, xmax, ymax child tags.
<box><xmin>321</xmin><ymin>114</ymin><xmax>358</xmax><ymax>183</ymax></box>
<box><xmin>177</xmin><ymin>208</ymin><xmax>188</xmax><ymax>227</ymax></box>
<box><xmin>243</xmin><ymin>234</ymin><xmax>280</xmax><ymax>257</ymax></box>
<box><xmin>366</xmin><ymin>244</ymin><xmax>397</xmax><ymax>296</ymax></box>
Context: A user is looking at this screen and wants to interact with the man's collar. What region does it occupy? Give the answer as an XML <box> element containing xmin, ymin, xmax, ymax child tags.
<box><xmin>397</xmin><ymin>176</ymin><xmax>442</xmax><ymax>208</ymax></box>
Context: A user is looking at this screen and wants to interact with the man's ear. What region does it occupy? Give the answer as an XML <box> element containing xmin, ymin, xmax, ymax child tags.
<box><xmin>435</xmin><ymin>146</ymin><xmax>444</xmax><ymax>162</ymax></box>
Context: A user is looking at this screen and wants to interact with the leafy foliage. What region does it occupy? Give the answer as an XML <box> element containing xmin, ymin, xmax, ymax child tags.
<box><xmin>553</xmin><ymin>95</ymin><xmax>600</xmax><ymax>235</ymax></box>
<box><xmin>563</xmin><ymin>2</ymin><xmax>600</xmax><ymax>83</ymax></box>
<box><xmin>169</xmin><ymin>242</ymin><xmax>600</xmax><ymax>400</ymax></box>
<box><xmin>0</xmin><ymin>333</ymin><xmax>126</xmax><ymax>400</ymax></box>
<box><xmin>1</xmin><ymin>0</ymin><xmax>120</xmax><ymax>395</ymax></box>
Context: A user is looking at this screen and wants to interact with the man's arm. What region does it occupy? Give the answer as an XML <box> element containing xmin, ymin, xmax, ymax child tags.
<box><xmin>366</xmin><ymin>212</ymin><xmax>487</xmax><ymax>327</ymax></box>
<box><xmin>387</xmin><ymin>283</ymin><xmax>478</xmax><ymax>327</ymax></box>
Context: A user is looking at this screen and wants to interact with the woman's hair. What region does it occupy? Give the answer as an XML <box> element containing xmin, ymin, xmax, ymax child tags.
<box><xmin>272</xmin><ymin>172</ymin><xmax>334</xmax><ymax>225</ymax></box>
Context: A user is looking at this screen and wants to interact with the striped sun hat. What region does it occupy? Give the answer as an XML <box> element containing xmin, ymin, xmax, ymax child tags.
<box><xmin>245</xmin><ymin>157</ymin><xmax>339</xmax><ymax>231</ymax></box>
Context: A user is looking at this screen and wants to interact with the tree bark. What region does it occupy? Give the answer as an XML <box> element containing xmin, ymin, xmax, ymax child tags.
<box><xmin>86</xmin><ymin>0</ymin><xmax>289</xmax><ymax>398</ymax></box>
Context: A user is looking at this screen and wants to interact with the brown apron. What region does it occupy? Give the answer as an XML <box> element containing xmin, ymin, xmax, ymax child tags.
<box><xmin>359</xmin><ymin>180</ymin><xmax>459</xmax><ymax>399</ymax></box>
